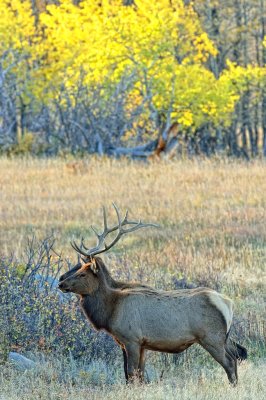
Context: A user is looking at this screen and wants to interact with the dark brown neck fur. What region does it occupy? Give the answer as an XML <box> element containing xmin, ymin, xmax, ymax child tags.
<box><xmin>80</xmin><ymin>288</ymin><xmax>117</xmax><ymax>331</ymax></box>
<box><xmin>79</xmin><ymin>258</ymin><xmax>119</xmax><ymax>331</ymax></box>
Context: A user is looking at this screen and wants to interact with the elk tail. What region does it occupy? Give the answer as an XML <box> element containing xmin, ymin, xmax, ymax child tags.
<box><xmin>226</xmin><ymin>339</ymin><xmax>248</xmax><ymax>361</ymax></box>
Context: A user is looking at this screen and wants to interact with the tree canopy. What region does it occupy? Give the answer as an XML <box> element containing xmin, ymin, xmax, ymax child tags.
<box><xmin>0</xmin><ymin>0</ymin><xmax>265</xmax><ymax>156</ymax></box>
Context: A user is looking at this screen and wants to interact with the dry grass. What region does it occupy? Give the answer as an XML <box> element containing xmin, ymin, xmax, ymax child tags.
<box><xmin>0</xmin><ymin>156</ymin><xmax>265</xmax><ymax>399</ymax></box>
<box><xmin>0</xmin><ymin>358</ymin><xmax>265</xmax><ymax>400</ymax></box>
<box><xmin>0</xmin><ymin>157</ymin><xmax>265</xmax><ymax>285</ymax></box>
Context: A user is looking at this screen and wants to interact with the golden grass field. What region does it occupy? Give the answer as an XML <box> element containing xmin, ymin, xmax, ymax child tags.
<box><xmin>1</xmin><ymin>360</ymin><xmax>265</xmax><ymax>400</ymax></box>
<box><xmin>0</xmin><ymin>157</ymin><xmax>265</xmax><ymax>399</ymax></box>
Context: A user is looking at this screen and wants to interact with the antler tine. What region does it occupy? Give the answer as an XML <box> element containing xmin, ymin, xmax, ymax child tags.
<box><xmin>81</xmin><ymin>237</ymin><xmax>90</xmax><ymax>251</ymax></box>
<box><xmin>70</xmin><ymin>240</ymin><xmax>79</xmax><ymax>252</ymax></box>
<box><xmin>102</xmin><ymin>206</ymin><xmax>108</xmax><ymax>231</ymax></box>
<box><xmin>121</xmin><ymin>221</ymin><xmax>160</xmax><ymax>234</ymax></box>
<box><xmin>112</xmin><ymin>203</ymin><xmax>122</xmax><ymax>228</ymax></box>
<box><xmin>103</xmin><ymin>206</ymin><xmax>108</xmax><ymax>231</ymax></box>
<box><xmin>122</xmin><ymin>209</ymin><xmax>129</xmax><ymax>225</ymax></box>
<box><xmin>91</xmin><ymin>225</ymin><xmax>101</xmax><ymax>238</ymax></box>
<box><xmin>70</xmin><ymin>240</ymin><xmax>89</xmax><ymax>257</ymax></box>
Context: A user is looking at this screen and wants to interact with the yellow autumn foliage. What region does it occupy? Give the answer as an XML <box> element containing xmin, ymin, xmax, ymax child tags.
<box><xmin>0</xmin><ymin>0</ymin><xmax>265</xmax><ymax>133</ymax></box>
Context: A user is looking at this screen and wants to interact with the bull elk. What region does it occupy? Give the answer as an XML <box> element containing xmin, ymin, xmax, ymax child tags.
<box><xmin>59</xmin><ymin>205</ymin><xmax>247</xmax><ymax>385</ymax></box>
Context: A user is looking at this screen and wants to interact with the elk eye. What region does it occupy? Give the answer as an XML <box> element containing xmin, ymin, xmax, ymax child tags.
<box><xmin>79</xmin><ymin>273</ymin><xmax>86</xmax><ymax>278</ymax></box>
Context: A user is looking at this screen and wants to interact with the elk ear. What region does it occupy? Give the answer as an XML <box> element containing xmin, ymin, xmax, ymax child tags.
<box><xmin>90</xmin><ymin>259</ymin><xmax>99</xmax><ymax>275</ymax></box>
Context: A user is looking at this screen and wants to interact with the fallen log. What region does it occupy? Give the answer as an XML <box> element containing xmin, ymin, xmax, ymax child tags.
<box><xmin>109</xmin><ymin>122</ymin><xmax>179</xmax><ymax>160</ymax></box>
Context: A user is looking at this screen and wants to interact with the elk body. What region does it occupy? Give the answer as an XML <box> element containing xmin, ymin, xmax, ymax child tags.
<box><xmin>59</xmin><ymin>205</ymin><xmax>247</xmax><ymax>385</ymax></box>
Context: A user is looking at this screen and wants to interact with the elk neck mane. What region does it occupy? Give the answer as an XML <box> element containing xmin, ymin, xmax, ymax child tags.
<box><xmin>79</xmin><ymin>257</ymin><xmax>140</xmax><ymax>331</ymax></box>
<box><xmin>93</xmin><ymin>256</ymin><xmax>148</xmax><ymax>290</ymax></box>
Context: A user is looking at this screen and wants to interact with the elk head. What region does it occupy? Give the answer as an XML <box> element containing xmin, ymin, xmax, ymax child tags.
<box><xmin>58</xmin><ymin>259</ymin><xmax>100</xmax><ymax>295</ymax></box>
<box><xmin>58</xmin><ymin>204</ymin><xmax>158</xmax><ymax>294</ymax></box>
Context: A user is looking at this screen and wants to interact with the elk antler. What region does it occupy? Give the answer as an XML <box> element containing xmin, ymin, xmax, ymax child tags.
<box><xmin>71</xmin><ymin>203</ymin><xmax>159</xmax><ymax>257</ymax></box>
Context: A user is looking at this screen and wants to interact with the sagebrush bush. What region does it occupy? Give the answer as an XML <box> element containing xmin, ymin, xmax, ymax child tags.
<box><xmin>0</xmin><ymin>236</ymin><xmax>117</xmax><ymax>362</ymax></box>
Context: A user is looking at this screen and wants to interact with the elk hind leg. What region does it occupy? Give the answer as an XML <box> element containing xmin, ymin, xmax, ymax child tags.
<box><xmin>200</xmin><ymin>338</ymin><xmax>237</xmax><ymax>386</ymax></box>
<box><xmin>225</xmin><ymin>346</ymin><xmax>238</xmax><ymax>382</ymax></box>
<box><xmin>122</xmin><ymin>348</ymin><xmax>129</xmax><ymax>382</ymax></box>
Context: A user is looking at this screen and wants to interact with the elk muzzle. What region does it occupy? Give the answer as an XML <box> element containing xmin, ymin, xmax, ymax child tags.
<box><xmin>58</xmin><ymin>280</ymin><xmax>72</xmax><ymax>293</ymax></box>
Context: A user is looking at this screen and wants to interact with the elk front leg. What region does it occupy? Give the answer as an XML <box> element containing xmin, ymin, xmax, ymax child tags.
<box><xmin>125</xmin><ymin>343</ymin><xmax>142</xmax><ymax>383</ymax></box>
<box><xmin>138</xmin><ymin>347</ymin><xmax>146</xmax><ymax>383</ymax></box>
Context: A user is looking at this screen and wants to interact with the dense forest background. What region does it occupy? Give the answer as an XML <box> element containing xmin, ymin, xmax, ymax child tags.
<box><xmin>0</xmin><ymin>0</ymin><xmax>265</xmax><ymax>158</ymax></box>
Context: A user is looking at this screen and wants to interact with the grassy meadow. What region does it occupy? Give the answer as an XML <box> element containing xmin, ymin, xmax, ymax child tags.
<box><xmin>0</xmin><ymin>157</ymin><xmax>265</xmax><ymax>399</ymax></box>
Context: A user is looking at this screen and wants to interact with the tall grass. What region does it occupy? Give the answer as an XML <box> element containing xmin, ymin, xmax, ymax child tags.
<box><xmin>1</xmin><ymin>359</ymin><xmax>266</xmax><ymax>400</ymax></box>
<box><xmin>0</xmin><ymin>157</ymin><xmax>265</xmax><ymax>399</ymax></box>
